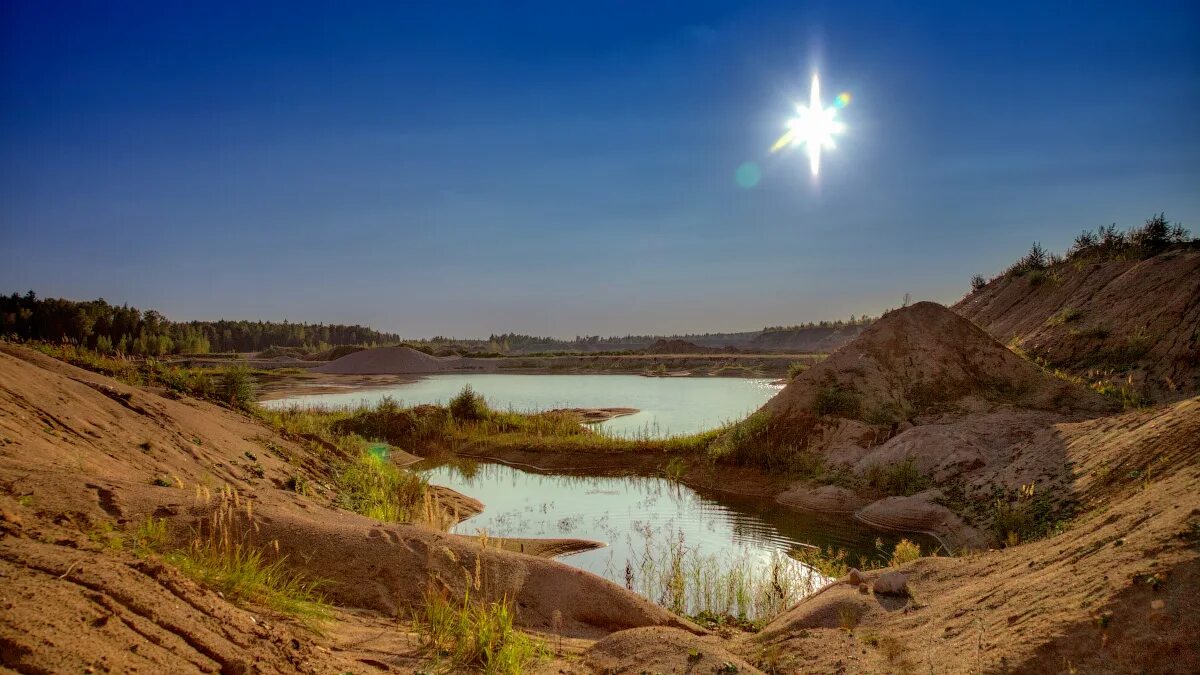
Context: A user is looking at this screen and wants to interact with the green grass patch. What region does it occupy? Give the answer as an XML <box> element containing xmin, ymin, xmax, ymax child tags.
<box><xmin>135</xmin><ymin>495</ymin><xmax>330</xmax><ymax>629</ymax></box>
<box><xmin>334</xmin><ymin>444</ymin><xmax>430</xmax><ymax>522</ymax></box>
<box><xmin>1045</xmin><ymin>307</ymin><xmax>1082</xmax><ymax>327</ymax></box>
<box><xmin>863</xmin><ymin>458</ymin><xmax>930</xmax><ymax>496</ymax></box>
<box><xmin>813</xmin><ymin>383</ymin><xmax>861</xmax><ymax>418</ymax></box>
<box><xmin>415</xmin><ymin>588</ymin><xmax>547</xmax><ymax>674</ymax></box>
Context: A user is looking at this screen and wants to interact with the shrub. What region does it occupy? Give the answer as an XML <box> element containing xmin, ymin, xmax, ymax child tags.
<box><xmin>449</xmin><ymin>385</ymin><xmax>490</xmax><ymax>422</ymax></box>
<box><xmin>864</xmin><ymin>458</ymin><xmax>930</xmax><ymax>496</ymax></box>
<box><xmin>334</xmin><ymin>446</ymin><xmax>429</xmax><ymax>522</ymax></box>
<box><xmin>991</xmin><ymin>483</ymin><xmax>1066</xmax><ymax>546</ymax></box>
<box><xmin>1128</xmin><ymin>213</ymin><xmax>1172</xmax><ymax>255</ymax></box>
<box><xmin>889</xmin><ymin>539</ymin><xmax>921</xmax><ymax>567</ymax></box>
<box><xmin>970</xmin><ymin>274</ymin><xmax>987</xmax><ymax>293</ymax></box>
<box><xmin>786</xmin><ymin>361</ymin><xmax>809</xmax><ymax>380</ymax></box>
<box><xmin>219</xmin><ymin>364</ymin><xmax>257</xmax><ymax>409</ymax></box>
<box><xmin>813</xmin><ymin>384</ymin><xmax>861</xmax><ymax>418</ymax></box>
<box><xmin>1046</xmin><ymin>307</ymin><xmax>1082</xmax><ymax>327</ymax></box>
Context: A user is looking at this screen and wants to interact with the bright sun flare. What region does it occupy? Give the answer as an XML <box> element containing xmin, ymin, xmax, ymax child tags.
<box><xmin>771</xmin><ymin>73</ymin><xmax>846</xmax><ymax>176</ymax></box>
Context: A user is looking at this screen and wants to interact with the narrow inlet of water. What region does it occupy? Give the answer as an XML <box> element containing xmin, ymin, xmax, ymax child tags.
<box><xmin>422</xmin><ymin>460</ymin><xmax>940</xmax><ymax>618</ymax></box>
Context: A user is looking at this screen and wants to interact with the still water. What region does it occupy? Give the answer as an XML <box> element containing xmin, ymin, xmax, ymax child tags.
<box><xmin>261</xmin><ymin>373</ymin><xmax>782</xmax><ymax>438</ymax></box>
<box><xmin>422</xmin><ymin>461</ymin><xmax>940</xmax><ymax>616</ymax></box>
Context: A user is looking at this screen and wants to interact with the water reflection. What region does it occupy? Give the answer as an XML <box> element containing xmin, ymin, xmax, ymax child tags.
<box><xmin>262</xmin><ymin>373</ymin><xmax>782</xmax><ymax>438</ymax></box>
<box><xmin>422</xmin><ymin>461</ymin><xmax>939</xmax><ymax>617</ymax></box>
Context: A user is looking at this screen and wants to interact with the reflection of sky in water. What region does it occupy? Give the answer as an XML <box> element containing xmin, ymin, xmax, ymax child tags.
<box><xmin>262</xmin><ymin>373</ymin><xmax>782</xmax><ymax>438</ymax></box>
<box><xmin>422</xmin><ymin>462</ymin><xmax>941</xmax><ymax>591</ymax></box>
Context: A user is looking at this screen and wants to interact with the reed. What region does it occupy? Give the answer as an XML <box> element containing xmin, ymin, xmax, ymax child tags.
<box><xmin>624</xmin><ymin>528</ymin><xmax>826</xmax><ymax>625</ymax></box>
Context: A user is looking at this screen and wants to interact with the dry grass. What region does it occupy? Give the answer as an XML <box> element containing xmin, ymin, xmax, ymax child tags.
<box><xmin>136</xmin><ymin>486</ymin><xmax>331</xmax><ymax>628</ymax></box>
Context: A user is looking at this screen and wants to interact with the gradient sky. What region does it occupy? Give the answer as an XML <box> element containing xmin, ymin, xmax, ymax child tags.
<box><xmin>2</xmin><ymin>1</ymin><xmax>1198</xmax><ymax>338</ymax></box>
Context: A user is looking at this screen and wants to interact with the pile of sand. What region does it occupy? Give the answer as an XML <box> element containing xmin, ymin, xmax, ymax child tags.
<box><xmin>732</xmin><ymin>302</ymin><xmax>1120</xmax><ymax>550</ymax></box>
<box><xmin>955</xmin><ymin>248</ymin><xmax>1200</xmax><ymax>401</ymax></box>
<box><xmin>756</xmin><ymin>396</ymin><xmax>1200</xmax><ymax>674</ymax></box>
<box><xmin>313</xmin><ymin>344</ymin><xmax>444</xmax><ymax>374</ymax></box>
<box><xmin>762</xmin><ymin>301</ymin><xmax>1116</xmax><ymax>423</ymax></box>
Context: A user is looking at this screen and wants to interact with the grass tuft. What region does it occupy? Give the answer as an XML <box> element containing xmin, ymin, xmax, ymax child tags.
<box><xmin>415</xmin><ymin>587</ymin><xmax>546</xmax><ymax>674</ymax></box>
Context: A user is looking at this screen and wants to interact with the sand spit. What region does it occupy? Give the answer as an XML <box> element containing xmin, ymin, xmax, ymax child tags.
<box><xmin>547</xmin><ymin>406</ymin><xmax>640</xmax><ymax>423</ymax></box>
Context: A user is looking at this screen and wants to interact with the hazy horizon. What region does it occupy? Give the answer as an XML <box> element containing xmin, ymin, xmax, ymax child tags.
<box><xmin>3</xmin><ymin>1</ymin><xmax>1198</xmax><ymax>337</ymax></box>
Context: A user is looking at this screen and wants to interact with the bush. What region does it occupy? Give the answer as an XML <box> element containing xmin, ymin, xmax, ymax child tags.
<box><xmin>786</xmin><ymin>361</ymin><xmax>808</xmax><ymax>380</ymax></box>
<box><xmin>889</xmin><ymin>539</ymin><xmax>921</xmax><ymax>566</ymax></box>
<box><xmin>970</xmin><ymin>274</ymin><xmax>987</xmax><ymax>293</ymax></box>
<box><xmin>334</xmin><ymin>446</ymin><xmax>428</xmax><ymax>522</ymax></box>
<box><xmin>449</xmin><ymin>385</ymin><xmax>490</xmax><ymax>422</ymax></box>
<box><xmin>813</xmin><ymin>384</ymin><xmax>861</xmax><ymax>418</ymax></box>
<box><xmin>864</xmin><ymin>458</ymin><xmax>930</xmax><ymax>496</ymax></box>
<box><xmin>219</xmin><ymin>364</ymin><xmax>257</xmax><ymax>409</ymax></box>
<box><xmin>1046</xmin><ymin>307</ymin><xmax>1082</xmax><ymax>326</ymax></box>
<box><xmin>991</xmin><ymin>483</ymin><xmax>1066</xmax><ymax>546</ymax></box>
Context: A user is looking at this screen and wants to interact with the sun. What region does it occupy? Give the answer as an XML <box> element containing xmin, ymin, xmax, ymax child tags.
<box><xmin>770</xmin><ymin>73</ymin><xmax>847</xmax><ymax>176</ymax></box>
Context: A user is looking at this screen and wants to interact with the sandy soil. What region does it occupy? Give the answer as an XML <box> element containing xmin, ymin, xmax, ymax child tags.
<box><xmin>754</xmin><ymin>396</ymin><xmax>1200</xmax><ymax>674</ymax></box>
<box><xmin>3</xmin><ymin>286</ymin><xmax>1197</xmax><ymax>672</ymax></box>
<box><xmin>955</xmin><ymin>248</ymin><xmax>1200</xmax><ymax>401</ymax></box>
<box><xmin>0</xmin><ymin>344</ymin><xmax>698</xmax><ymax>672</ymax></box>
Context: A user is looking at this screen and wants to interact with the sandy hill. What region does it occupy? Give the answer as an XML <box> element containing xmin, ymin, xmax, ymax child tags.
<box><xmin>762</xmin><ymin>301</ymin><xmax>1116</xmax><ymax>424</ymax></box>
<box><xmin>723</xmin><ymin>302</ymin><xmax>1122</xmax><ymax>552</ymax></box>
<box><xmin>0</xmin><ymin>345</ymin><xmax>693</xmax><ymax>672</ymax></box>
<box><xmin>313</xmin><ymin>344</ymin><xmax>444</xmax><ymax>374</ymax></box>
<box><xmin>750</xmin><ymin>395</ymin><xmax>1200</xmax><ymax>674</ymax></box>
<box><xmin>955</xmin><ymin>248</ymin><xmax>1200</xmax><ymax>402</ymax></box>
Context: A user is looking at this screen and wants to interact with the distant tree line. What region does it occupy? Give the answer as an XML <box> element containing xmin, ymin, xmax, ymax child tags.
<box><xmin>0</xmin><ymin>292</ymin><xmax>401</xmax><ymax>356</ymax></box>
<box><xmin>970</xmin><ymin>213</ymin><xmax>1195</xmax><ymax>293</ymax></box>
<box><xmin>761</xmin><ymin>315</ymin><xmax>877</xmax><ymax>333</ymax></box>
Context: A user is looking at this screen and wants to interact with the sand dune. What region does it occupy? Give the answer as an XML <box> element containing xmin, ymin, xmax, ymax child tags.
<box><xmin>313</xmin><ymin>344</ymin><xmax>445</xmax><ymax>375</ymax></box>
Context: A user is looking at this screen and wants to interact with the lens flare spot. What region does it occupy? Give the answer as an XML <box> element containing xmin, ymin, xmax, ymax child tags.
<box><xmin>835</xmin><ymin>92</ymin><xmax>852</xmax><ymax>108</ymax></box>
<box><xmin>735</xmin><ymin>161</ymin><xmax>762</xmax><ymax>188</ymax></box>
<box><xmin>773</xmin><ymin>74</ymin><xmax>847</xmax><ymax>176</ymax></box>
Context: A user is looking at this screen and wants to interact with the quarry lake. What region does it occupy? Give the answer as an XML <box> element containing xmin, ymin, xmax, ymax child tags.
<box><xmin>260</xmin><ymin>373</ymin><xmax>783</xmax><ymax>438</ymax></box>
<box><xmin>420</xmin><ymin>461</ymin><xmax>941</xmax><ymax>617</ymax></box>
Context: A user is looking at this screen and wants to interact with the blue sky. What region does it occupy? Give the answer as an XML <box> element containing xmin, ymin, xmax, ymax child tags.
<box><xmin>2</xmin><ymin>1</ymin><xmax>1197</xmax><ymax>337</ymax></box>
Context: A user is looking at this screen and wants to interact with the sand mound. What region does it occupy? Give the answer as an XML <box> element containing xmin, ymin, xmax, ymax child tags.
<box><xmin>956</xmin><ymin>248</ymin><xmax>1200</xmax><ymax>401</ymax></box>
<box><xmin>0</xmin><ymin>344</ymin><xmax>701</xmax><ymax>669</ymax></box>
<box><xmin>313</xmin><ymin>344</ymin><xmax>444</xmax><ymax>374</ymax></box>
<box><xmin>854</xmin><ymin>494</ymin><xmax>983</xmax><ymax>551</ymax></box>
<box><xmin>757</xmin><ymin>396</ymin><xmax>1200</xmax><ymax>673</ymax></box>
<box><xmin>776</xmin><ymin>484</ymin><xmax>867</xmax><ymax>513</ymax></box>
<box><xmin>0</xmin><ymin>506</ymin><xmax>365</xmax><ymax>673</ymax></box>
<box><xmin>758</xmin><ymin>587</ymin><xmax>881</xmax><ymax>637</ymax></box>
<box><xmin>762</xmin><ymin>301</ymin><xmax>1117</xmax><ymax>423</ymax></box>
<box><xmin>587</xmin><ymin>626</ymin><xmax>762</xmax><ymax>674</ymax></box>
